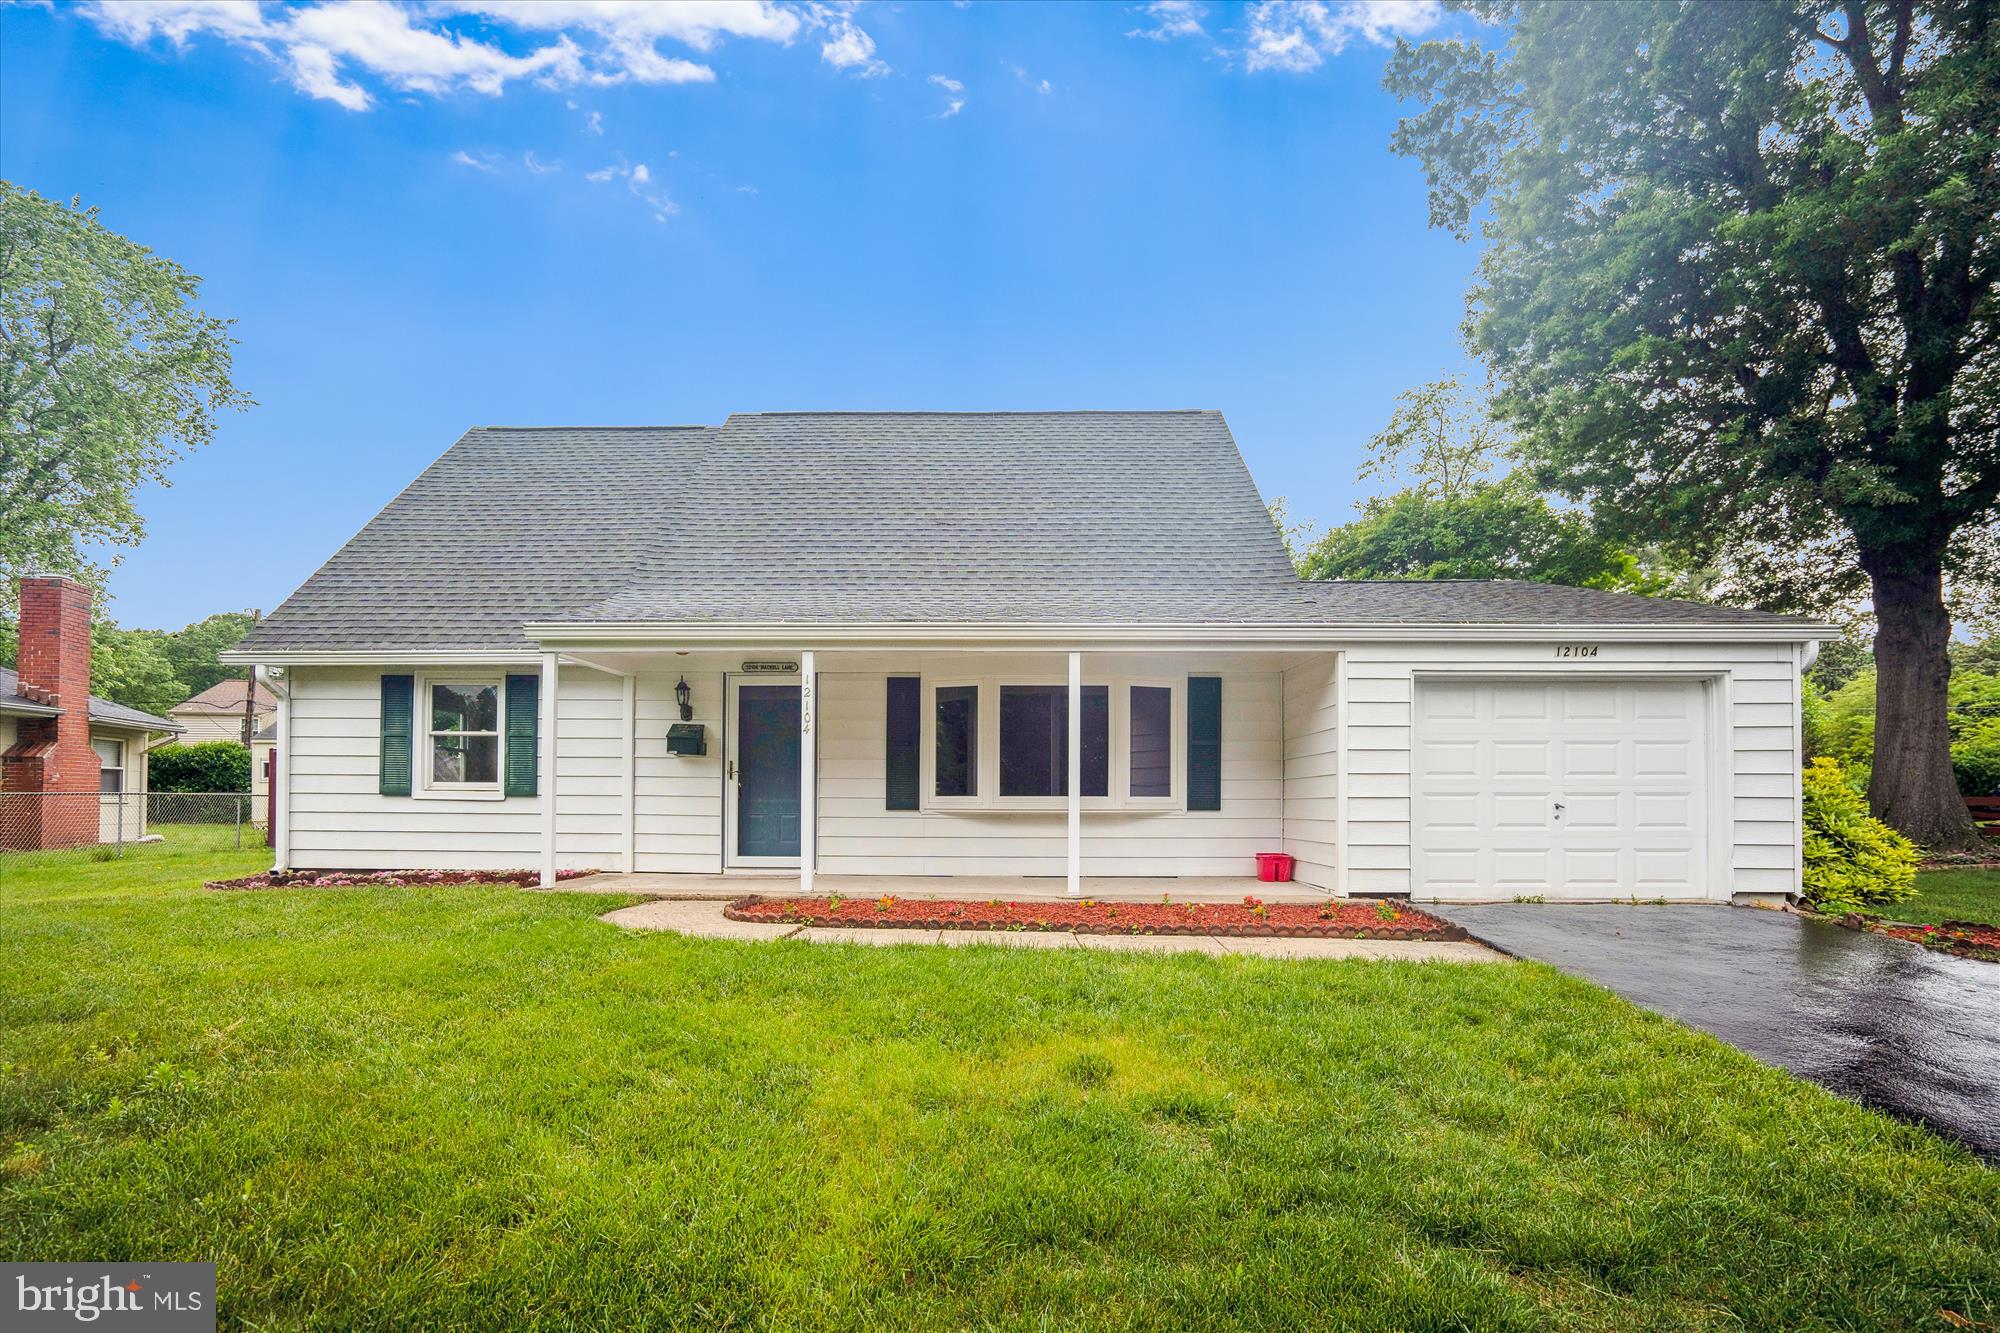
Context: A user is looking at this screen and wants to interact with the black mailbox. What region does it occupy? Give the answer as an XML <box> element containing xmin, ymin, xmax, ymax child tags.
<box><xmin>665</xmin><ymin>723</ymin><xmax>707</xmax><ymax>757</ymax></box>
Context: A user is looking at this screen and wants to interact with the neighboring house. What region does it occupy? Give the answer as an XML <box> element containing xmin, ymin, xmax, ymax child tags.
<box><xmin>225</xmin><ymin>413</ymin><xmax>1835</xmax><ymax>902</ymax></box>
<box><xmin>166</xmin><ymin>677</ymin><xmax>279</xmax><ymax>806</ymax></box>
<box><xmin>2</xmin><ymin>577</ymin><xmax>183</xmax><ymax>850</ymax></box>
<box><xmin>168</xmin><ymin>678</ymin><xmax>278</xmax><ymax>744</ymax></box>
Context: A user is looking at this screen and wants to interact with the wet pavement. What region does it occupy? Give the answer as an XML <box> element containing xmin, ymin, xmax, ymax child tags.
<box><xmin>1437</xmin><ymin>904</ymin><xmax>2000</xmax><ymax>1160</ymax></box>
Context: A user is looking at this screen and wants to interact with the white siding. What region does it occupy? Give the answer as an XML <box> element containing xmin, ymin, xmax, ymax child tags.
<box><xmin>287</xmin><ymin>666</ymin><xmax>544</xmax><ymax>871</ymax></box>
<box><xmin>1280</xmin><ymin>657</ymin><xmax>1340</xmax><ymax>891</ymax></box>
<box><xmin>1339</xmin><ymin>640</ymin><xmax>1803</xmax><ymax>901</ymax></box>
<box><xmin>815</xmin><ymin>667</ymin><xmax>1284</xmax><ymax>879</ymax></box>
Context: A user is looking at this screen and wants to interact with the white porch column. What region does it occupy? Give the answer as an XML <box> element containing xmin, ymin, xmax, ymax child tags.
<box><xmin>621</xmin><ymin>672</ymin><xmax>637</xmax><ymax>874</ymax></box>
<box><xmin>268</xmin><ymin>665</ymin><xmax>290</xmax><ymax>872</ymax></box>
<box><xmin>539</xmin><ymin>651</ymin><xmax>559</xmax><ymax>888</ymax></box>
<box><xmin>1067</xmin><ymin>651</ymin><xmax>1081</xmax><ymax>897</ymax></box>
<box><xmin>800</xmin><ymin>650</ymin><xmax>817</xmax><ymax>894</ymax></box>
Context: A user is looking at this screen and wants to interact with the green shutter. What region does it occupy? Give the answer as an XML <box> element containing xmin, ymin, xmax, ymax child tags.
<box><xmin>1187</xmin><ymin>676</ymin><xmax>1222</xmax><ymax>812</ymax></box>
<box><xmin>379</xmin><ymin>674</ymin><xmax>414</xmax><ymax>796</ymax></box>
<box><xmin>885</xmin><ymin>676</ymin><xmax>920</xmax><ymax>810</ymax></box>
<box><xmin>505</xmin><ymin>673</ymin><xmax>539</xmax><ymax>798</ymax></box>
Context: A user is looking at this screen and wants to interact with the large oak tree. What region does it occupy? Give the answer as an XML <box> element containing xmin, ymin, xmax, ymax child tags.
<box><xmin>1387</xmin><ymin>1</ymin><xmax>2000</xmax><ymax>848</ymax></box>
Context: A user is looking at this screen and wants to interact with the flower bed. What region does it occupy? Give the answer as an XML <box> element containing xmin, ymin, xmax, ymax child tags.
<box><xmin>207</xmin><ymin>869</ymin><xmax>597</xmax><ymax>891</ymax></box>
<box><xmin>725</xmin><ymin>894</ymin><xmax>1468</xmax><ymax>940</ymax></box>
<box><xmin>1877</xmin><ymin>920</ymin><xmax>2000</xmax><ymax>962</ymax></box>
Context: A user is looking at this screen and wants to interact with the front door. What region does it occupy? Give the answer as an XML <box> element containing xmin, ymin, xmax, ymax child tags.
<box><xmin>728</xmin><ymin>681</ymin><xmax>801</xmax><ymax>865</ymax></box>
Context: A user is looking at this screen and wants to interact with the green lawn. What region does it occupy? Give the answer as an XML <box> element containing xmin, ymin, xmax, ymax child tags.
<box><xmin>2</xmin><ymin>834</ymin><xmax>1995</xmax><ymax>1331</ymax></box>
<box><xmin>1899</xmin><ymin>866</ymin><xmax>2000</xmax><ymax>926</ymax></box>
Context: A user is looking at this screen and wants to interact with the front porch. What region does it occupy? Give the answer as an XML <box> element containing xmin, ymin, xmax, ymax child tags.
<box><xmin>523</xmin><ymin>641</ymin><xmax>1346</xmax><ymax>896</ymax></box>
<box><xmin>557</xmin><ymin>872</ymin><xmax>1331</xmax><ymax>903</ymax></box>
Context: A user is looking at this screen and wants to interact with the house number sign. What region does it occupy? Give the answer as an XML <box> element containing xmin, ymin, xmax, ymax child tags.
<box><xmin>1553</xmin><ymin>644</ymin><xmax>1601</xmax><ymax>658</ymax></box>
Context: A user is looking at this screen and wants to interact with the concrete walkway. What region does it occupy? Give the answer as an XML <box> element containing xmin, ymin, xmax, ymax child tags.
<box><xmin>600</xmin><ymin>898</ymin><xmax>1504</xmax><ymax>961</ymax></box>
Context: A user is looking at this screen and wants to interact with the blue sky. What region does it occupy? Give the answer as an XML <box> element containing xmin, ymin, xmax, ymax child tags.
<box><xmin>2</xmin><ymin>0</ymin><xmax>1483</xmax><ymax>630</ymax></box>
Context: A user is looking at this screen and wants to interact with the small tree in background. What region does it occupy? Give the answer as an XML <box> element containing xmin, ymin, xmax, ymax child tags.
<box><xmin>1298</xmin><ymin>374</ymin><xmax>1672</xmax><ymax>591</ymax></box>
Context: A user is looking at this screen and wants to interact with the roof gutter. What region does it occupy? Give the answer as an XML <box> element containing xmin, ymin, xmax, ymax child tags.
<box><xmin>522</xmin><ymin>619</ymin><xmax>1843</xmax><ymax>647</ymax></box>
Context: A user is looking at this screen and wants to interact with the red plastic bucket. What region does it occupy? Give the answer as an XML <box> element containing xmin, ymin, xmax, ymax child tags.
<box><xmin>1255</xmin><ymin>852</ymin><xmax>1295</xmax><ymax>883</ymax></box>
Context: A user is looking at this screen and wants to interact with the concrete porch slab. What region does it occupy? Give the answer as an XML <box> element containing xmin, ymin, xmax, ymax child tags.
<box><xmin>559</xmin><ymin>872</ymin><xmax>1329</xmax><ymax>904</ymax></box>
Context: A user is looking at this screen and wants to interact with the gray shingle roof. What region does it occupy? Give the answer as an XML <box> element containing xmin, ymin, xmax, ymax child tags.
<box><xmin>0</xmin><ymin>667</ymin><xmax>182</xmax><ymax>732</ymax></box>
<box><xmin>235</xmin><ymin>412</ymin><xmax>1821</xmax><ymax>652</ymax></box>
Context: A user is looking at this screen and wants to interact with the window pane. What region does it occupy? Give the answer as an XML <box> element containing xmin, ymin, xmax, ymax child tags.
<box><xmin>1130</xmin><ymin>686</ymin><xmax>1172</xmax><ymax>797</ymax></box>
<box><xmin>1000</xmin><ymin>685</ymin><xmax>1065</xmax><ymax>797</ymax></box>
<box><xmin>432</xmin><ymin>683</ymin><xmax>498</xmax><ymax>733</ymax></box>
<box><xmin>92</xmin><ymin>738</ymin><xmax>123</xmax><ymax>767</ymax></box>
<box><xmin>1081</xmin><ymin>685</ymin><xmax>1108</xmax><ymax>798</ymax></box>
<box><xmin>935</xmin><ymin>685</ymin><xmax>978</xmax><ymax>797</ymax></box>
<box><xmin>432</xmin><ymin>734</ymin><xmax>499</xmax><ymax>785</ymax></box>
<box><xmin>99</xmin><ymin>767</ymin><xmax>123</xmax><ymax>794</ymax></box>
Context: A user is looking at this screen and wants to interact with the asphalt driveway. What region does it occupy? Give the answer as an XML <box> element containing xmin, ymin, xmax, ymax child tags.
<box><xmin>1437</xmin><ymin>904</ymin><xmax>2000</xmax><ymax>1160</ymax></box>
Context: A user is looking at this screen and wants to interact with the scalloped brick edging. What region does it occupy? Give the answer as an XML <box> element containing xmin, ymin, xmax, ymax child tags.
<box><xmin>723</xmin><ymin>894</ymin><xmax>1469</xmax><ymax>941</ymax></box>
<box><xmin>206</xmin><ymin>869</ymin><xmax>598</xmax><ymax>891</ymax></box>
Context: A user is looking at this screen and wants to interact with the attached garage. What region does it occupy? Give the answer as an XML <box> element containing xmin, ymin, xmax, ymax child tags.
<box><xmin>1411</xmin><ymin>676</ymin><xmax>1720</xmax><ymax>901</ymax></box>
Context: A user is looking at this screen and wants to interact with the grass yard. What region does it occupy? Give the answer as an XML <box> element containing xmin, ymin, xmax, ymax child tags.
<box><xmin>2</xmin><ymin>835</ymin><xmax>1996</xmax><ymax>1331</ymax></box>
<box><xmin>1900</xmin><ymin>865</ymin><xmax>2000</xmax><ymax>926</ymax></box>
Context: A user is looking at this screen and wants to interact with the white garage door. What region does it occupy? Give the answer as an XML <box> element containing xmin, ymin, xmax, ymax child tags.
<box><xmin>1412</xmin><ymin>678</ymin><xmax>1711</xmax><ymax>900</ymax></box>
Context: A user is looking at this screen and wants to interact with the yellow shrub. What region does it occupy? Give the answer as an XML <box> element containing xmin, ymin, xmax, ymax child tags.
<box><xmin>1800</xmin><ymin>758</ymin><xmax>1918</xmax><ymax>915</ymax></box>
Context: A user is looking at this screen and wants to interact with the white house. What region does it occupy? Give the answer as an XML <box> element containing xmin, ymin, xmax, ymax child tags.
<box><xmin>166</xmin><ymin>678</ymin><xmax>279</xmax><ymax>806</ymax></box>
<box><xmin>225</xmin><ymin>413</ymin><xmax>1834</xmax><ymax>902</ymax></box>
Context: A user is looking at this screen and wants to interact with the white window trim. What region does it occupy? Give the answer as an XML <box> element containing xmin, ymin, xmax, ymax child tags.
<box><xmin>919</xmin><ymin>675</ymin><xmax>1185</xmax><ymax>812</ymax></box>
<box><xmin>93</xmin><ymin>737</ymin><xmax>126</xmax><ymax>795</ymax></box>
<box><xmin>412</xmin><ymin>673</ymin><xmax>507</xmax><ymax>802</ymax></box>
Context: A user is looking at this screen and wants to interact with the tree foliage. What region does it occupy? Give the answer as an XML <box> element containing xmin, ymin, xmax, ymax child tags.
<box><xmin>1808</xmin><ymin>648</ymin><xmax>2000</xmax><ymax>796</ymax></box>
<box><xmin>0</xmin><ymin>182</ymin><xmax>251</xmax><ymax>615</ymax></box>
<box><xmin>1385</xmin><ymin>1</ymin><xmax>2000</xmax><ymax>846</ymax></box>
<box><xmin>0</xmin><ymin>608</ymin><xmax>258</xmax><ymax>716</ymax></box>
<box><xmin>1300</xmin><ymin>374</ymin><xmax>1672</xmax><ymax>590</ymax></box>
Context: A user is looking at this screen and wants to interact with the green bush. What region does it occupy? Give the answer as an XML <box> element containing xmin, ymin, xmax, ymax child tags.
<box><xmin>1804</xmin><ymin>659</ymin><xmax>2000</xmax><ymax>797</ymax></box>
<box><xmin>150</xmin><ymin>740</ymin><xmax>250</xmax><ymax>793</ymax></box>
<box><xmin>1952</xmin><ymin>715</ymin><xmax>2000</xmax><ymax>797</ymax></box>
<box><xmin>1801</xmin><ymin>758</ymin><xmax>1918</xmax><ymax>916</ymax></box>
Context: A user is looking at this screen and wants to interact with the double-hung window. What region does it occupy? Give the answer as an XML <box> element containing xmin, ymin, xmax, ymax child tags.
<box><xmin>923</xmin><ymin>676</ymin><xmax>1180</xmax><ymax>810</ymax></box>
<box><xmin>92</xmin><ymin>738</ymin><xmax>125</xmax><ymax>794</ymax></box>
<box><xmin>425</xmin><ymin>680</ymin><xmax>502</xmax><ymax>791</ymax></box>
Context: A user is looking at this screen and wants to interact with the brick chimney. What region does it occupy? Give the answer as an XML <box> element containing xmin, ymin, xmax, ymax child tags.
<box><xmin>1</xmin><ymin>575</ymin><xmax>101</xmax><ymax>849</ymax></box>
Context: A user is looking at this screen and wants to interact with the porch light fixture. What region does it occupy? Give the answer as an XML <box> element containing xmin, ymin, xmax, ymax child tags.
<box><xmin>675</xmin><ymin>675</ymin><xmax>693</xmax><ymax>721</ymax></box>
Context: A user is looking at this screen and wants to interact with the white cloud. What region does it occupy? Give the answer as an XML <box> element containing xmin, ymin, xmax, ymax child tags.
<box><xmin>586</xmin><ymin>109</ymin><xmax>603</xmax><ymax>133</ymax></box>
<box><xmin>928</xmin><ymin>72</ymin><xmax>965</xmax><ymax>118</ymax></box>
<box><xmin>584</xmin><ymin>158</ymin><xmax>676</xmax><ymax>220</ymax></box>
<box><xmin>523</xmin><ymin>149</ymin><xmax>559</xmax><ymax>173</ymax></box>
<box><xmin>75</xmin><ymin>0</ymin><xmax>882</xmax><ymax>106</ymax></box>
<box><xmin>451</xmin><ymin>148</ymin><xmax>498</xmax><ymax>170</ymax></box>
<box><xmin>1127</xmin><ymin>1</ymin><xmax>1206</xmax><ymax>41</ymax></box>
<box><xmin>1243</xmin><ymin>0</ymin><xmax>1442</xmax><ymax>72</ymax></box>
<box><xmin>1036</xmin><ymin>77</ymin><xmax>1051</xmax><ymax>94</ymax></box>
<box><xmin>816</xmin><ymin>6</ymin><xmax>888</xmax><ymax>78</ymax></box>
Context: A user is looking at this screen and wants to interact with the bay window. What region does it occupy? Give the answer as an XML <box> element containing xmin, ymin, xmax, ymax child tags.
<box><xmin>924</xmin><ymin>676</ymin><xmax>1180</xmax><ymax>810</ymax></box>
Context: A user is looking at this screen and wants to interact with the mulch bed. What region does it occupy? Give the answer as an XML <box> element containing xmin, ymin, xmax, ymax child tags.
<box><xmin>207</xmin><ymin>869</ymin><xmax>598</xmax><ymax>891</ymax></box>
<box><xmin>1876</xmin><ymin>919</ymin><xmax>2000</xmax><ymax>962</ymax></box>
<box><xmin>725</xmin><ymin>893</ymin><xmax>1469</xmax><ymax>941</ymax></box>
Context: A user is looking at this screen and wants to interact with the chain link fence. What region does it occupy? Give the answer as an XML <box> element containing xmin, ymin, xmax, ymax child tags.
<box><xmin>0</xmin><ymin>791</ymin><xmax>268</xmax><ymax>876</ymax></box>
